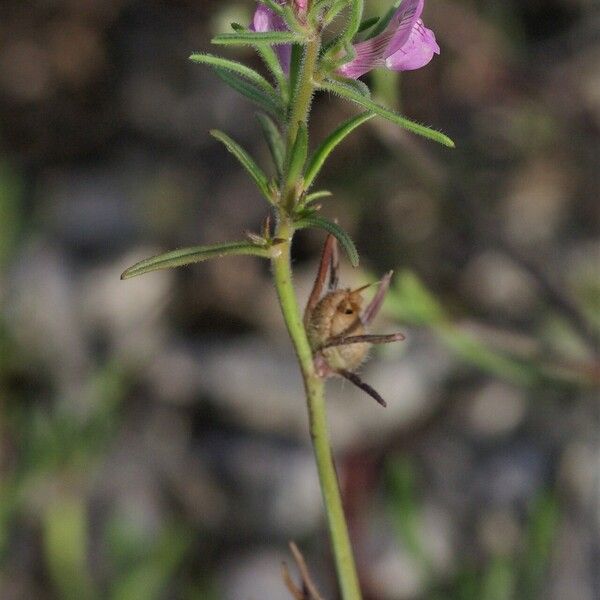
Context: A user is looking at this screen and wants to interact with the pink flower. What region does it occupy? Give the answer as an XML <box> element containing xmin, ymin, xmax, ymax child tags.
<box><xmin>338</xmin><ymin>0</ymin><xmax>440</xmax><ymax>79</ymax></box>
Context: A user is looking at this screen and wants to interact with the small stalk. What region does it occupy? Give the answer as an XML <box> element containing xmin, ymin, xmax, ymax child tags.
<box><xmin>271</xmin><ymin>222</ymin><xmax>362</xmax><ymax>600</ymax></box>
<box><xmin>272</xmin><ymin>31</ymin><xmax>363</xmax><ymax>595</ymax></box>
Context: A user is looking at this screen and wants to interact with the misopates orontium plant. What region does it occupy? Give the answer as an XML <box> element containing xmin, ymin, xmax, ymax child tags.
<box><xmin>122</xmin><ymin>1</ymin><xmax>453</xmax><ymax>597</ymax></box>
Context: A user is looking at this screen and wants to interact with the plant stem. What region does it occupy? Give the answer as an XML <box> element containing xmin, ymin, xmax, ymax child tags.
<box><xmin>272</xmin><ymin>28</ymin><xmax>362</xmax><ymax>599</ymax></box>
<box><xmin>283</xmin><ymin>36</ymin><xmax>320</xmax><ymax>208</ymax></box>
<box><xmin>272</xmin><ymin>220</ymin><xmax>362</xmax><ymax>600</ymax></box>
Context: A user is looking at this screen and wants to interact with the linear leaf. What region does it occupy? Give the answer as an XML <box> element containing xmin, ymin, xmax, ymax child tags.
<box><xmin>369</xmin><ymin>0</ymin><xmax>402</xmax><ymax>38</ymax></box>
<box><xmin>320</xmin><ymin>80</ymin><xmax>455</xmax><ymax>147</ymax></box>
<box><xmin>288</xmin><ymin>43</ymin><xmax>304</xmax><ymax>106</ymax></box>
<box><xmin>213</xmin><ymin>68</ymin><xmax>283</xmax><ymax>119</ymax></box>
<box><xmin>258</xmin><ymin>0</ymin><xmax>285</xmax><ymax>16</ymax></box>
<box><xmin>256</xmin><ymin>113</ymin><xmax>285</xmax><ymax>179</ymax></box>
<box><xmin>304</xmin><ymin>112</ymin><xmax>375</xmax><ymax>189</ymax></box>
<box><xmin>212</xmin><ymin>31</ymin><xmax>303</xmax><ymax>46</ymax></box>
<box><xmin>281</xmin><ymin>6</ymin><xmax>308</xmax><ymax>35</ymax></box>
<box><xmin>285</xmin><ymin>122</ymin><xmax>308</xmax><ymax>189</ymax></box>
<box><xmin>189</xmin><ymin>53</ymin><xmax>277</xmax><ymax>98</ymax></box>
<box><xmin>305</xmin><ymin>190</ymin><xmax>333</xmax><ymax>204</ymax></box>
<box><xmin>121</xmin><ymin>242</ymin><xmax>271</xmax><ymax>279</ymax></box>
<box><xmin>295</xmin><ymin>214</ymin><xmax>359</xmax><ymax>267</ymax></box>
<box><xmin>256</xmin><ymin>45</ymin><xmax>287</xmax><ymax>95</ymax></box>
<box><xmin>358</xmin><ymin>16</ymin><xmax>380</xmax><ymax>34</ymax></box>
<box><xmin>210</xmin><ymin>129</ymin><xmax>272</xmax><ymax>202</ymax></box>
<box><xmin>342</xmin><ymin>0</ymin><xmax>364</xmax><ymax>43</ymax></box>
<box><xmin>323</xmin><ymin>0</ymin><xmax>348</xmax><ymax>25</ymax></box>
<box><xmin>326</xmin><ymin>73</ymin><xmax>371</xmax><ymax>97</ymax></box>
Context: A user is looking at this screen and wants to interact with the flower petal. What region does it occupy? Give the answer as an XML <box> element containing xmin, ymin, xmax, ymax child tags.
<box><xmin>385</xmin><ymin>19</ymin><xmax>440</xmax><ymax>71</ymax></box>
<box><xmin>337</xmin><ymin>0</ymin><xmax>426</xmax><ymax>79</ymax></box>
<box><xmin>251</xmin><ymin>4</ymin><xmax>286</xmax><ymax>32</ymax></box>
<box><xmin>385</xmin><ymin>0</ymin><xmax>424</xmax><ymax>58</ymax></box>
<box><xmin>337</xmin><ymin>35</ymin><xmax>389</xmax><ymax>78</ymax></box>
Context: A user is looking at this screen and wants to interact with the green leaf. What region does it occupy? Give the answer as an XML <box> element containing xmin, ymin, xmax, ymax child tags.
<box><xmin>323</xmin><ymin>0</ymin><xmax>348</xmax><ymax>25</ymax></box>
<box><xmin>342</xmin><ymin>0</ymin><xmax>364</xmax><ymax>43</ymax></box>
<box><xmin>320</xmin><ymin>80</ymin><xmax>455</xmax><ymax>147</ymax></box>
<box><xmin>121</xmin><ymin>241</ymin><xmax>272</xmax><ymax>279</ymax></box>
<box><xmin>189</xmin><ymin>53</ymin><xmax>278</xmax><ymax>99</ymax></box>
<box><xmin>210</xmin><ymin>129</ymin><xmax>272</xmax><ymax>202</ymax></box>
<box><xmin>358</xmin><ymin>16</ymin><xmax>380</xmax><ymax>34</ymax></box>
<box><xmin>255</xmin><ymin>45</ymin><xmax>287</xmax><ymax>96</ymax></box>
<box><xmin>295</xmin><ymin>214</ymin><xmax>359</xmax><ymax>267</ymax></box>
<box><xmin>327</xmin><ymin>74</ymin><xmax>371</xmax><ymax>97</ymax></box>
<box><xmin>305</xmin><ymin>190</ymin><xmax>333</xmax><ymax>204</ymax></box>
<box><xmin>281</xmin><ymin>5</ymin><xmax>308</xmax><ymax>35</ymax></box>
<box><xmin>304</xmin><ymin>112</ymin><xmax>375</xmax><ymax>189</ymax></box>
<box><xmin>213</xmin><ymin>68</ymin><xmax>284</xmax><ymax>119</ymax></box>
<box><xmin>257</xmin><ymin>0</ymin><xmax>285</xmax><ymax>16</ymax></box>
<box><xmin>285</xmin><ymin>122</ymin><xmax>308</xmax><ymax>189</ymax></box>
<box><xmin>216</xmin><ymin>27</ymin><xmax>287</xmax><ymax>93</ymax></box>
<box><xmin>255</xmin><ymin>113</ymin><xmax>285</xmax><ymax>179</ymax></box>
<box><xmin>369</xmin><ymin>0</ymin><xmax>402</xmax><ymax>38</ymax></box>
<box><xmin>212</xmin><ymin>31</ymin><xmax>303</xmax><ymax>46</ymax></box>
<box><xmin>288</xmin><ymin>44</ymin><xmax>304</xmax><ymax>107</ymax></box>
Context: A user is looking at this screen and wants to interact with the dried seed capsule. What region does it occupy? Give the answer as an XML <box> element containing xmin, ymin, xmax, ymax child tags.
<box><xmin>307</xmin><ymin>289</ymin><xmax>369</xmax><ymax>372</ymax></box>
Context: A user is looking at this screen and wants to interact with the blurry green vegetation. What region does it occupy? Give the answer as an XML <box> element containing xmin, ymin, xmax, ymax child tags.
<box><xmin>0</xmin><ymin>161</ymin><xmax>23</xmax><ymax>269</ymax></box>
<box><xmin>0</xmin><ymin>352</ymin><xmax>208</xmax><ymax>599</ymax></box>
<box><xmin>43</xmin><ymin>494</ymin><xmax>95</xmax><ymax>600</ymax></box>
<box><xmin>386</xmin><ymin>456</ymin><xmax>561</xmax><ymax>600</ymax></box>
<box><xmin>385</xmin><ymin>270</ymin><xmax>598</xmax><ymax>388</ymax></box>
<box><xmin>107</xmin><ymin>521</ymin><xmax>193</xmax><ymax>600</ymax></box>
<box><xmin>0</xmin><ymin>327</ymin><xmax>215</xmax><ymax>599</ymax></box>
<box><xmin>386</xmin><ymin>457</ymin><xmax>431</xmax><ymax>579</ymax></box>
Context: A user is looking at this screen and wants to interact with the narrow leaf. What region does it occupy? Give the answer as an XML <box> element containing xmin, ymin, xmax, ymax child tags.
<box><xmin>325</xmin><ymin>0</ymin><xmax>363</xmax><ymax>56</ymax></box>
<box><xmin>305</xmin><ymin>190</ymin><xmax>333</xmax><ymax>204</ymax></box>
<box><xmin>213</xmin><ymin>68</ymin><xmax>283</xmax><ymax>119</ymax></box>
<box><xmin>323</xmin><ymin>0</ymin><xmax>348</xmax><ymax>25</ymax></box>
<box><xmin>358</xmin><ymin>16</ymin><xmax>380</xmax><ymax>34</ymax></box>
<box><xmin>288</xmin><ymin>44</ymin><xmax>304</xmax><ymax>107</ymax></box>
<box><xmin>256</xmin><ymin>45</ymin><xmax>287</xmax><ymax>96</ymax></box>
<box><xmin>212</xmin><ymin>31</ymin><xmax>303</xmax><ymax>46</ymax></box>
<box><xmin>285</xmin><ymin>122</ymin><xmax>308</xmax><ymax>189</ymax></box>
<box><xmin>320</xmin><ymin>80</ymin><xmax>455</xmax><ymax>147</ymax></box>
<box><xmin>342</xmin><ymin>0</ymin><xmax>364</xmax><ymax>44</ymax></box>
<box><xmin>256</xmin><ymin>113</ymin><xmax>285</xmax><ymax>179</ymax></box>
<box><xmin>189</xmin><ymin>53</ymin><xmax>277</xmax><ymax>98</ymax></box>
<box><xmin>121</xmin><ymin>242</ymin><xmax>271</xmax><ymax>279</ymax></box>
<box><xmin>369</xmin><ymin>0</ymin><xmax>402</xmax><ymax>38</ymax></box>
<box><xmin>281</xmin><ymin>5</ymin><xmax>308</xmax><ymax>35</ymax></box>
<box><xmin>327</xmin><ymin>73</ymin><xmax>371</xmax><ymax>97</ymax></box>
<box><xmin>257</xmin><ymin>0</ymin><xmax>285</xmax><ymax>16</ymax></box>
<box><xmin>304</xmin><ymin>112</ymin><xmax>375</xmax><ymax>189</ymax></box>
<box><xmin>295</xmin><ymin>215</ymin><xmax>359</xmax><ymax>267</ymax></box>
<box><xmin>210</xmin><ymin>129</ymin><xmax>272</xmax><ymax>202</ymax></box>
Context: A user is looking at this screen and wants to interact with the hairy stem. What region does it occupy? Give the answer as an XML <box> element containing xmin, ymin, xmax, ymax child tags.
<box><xmin>272</xmin><ymin>227</ymin><xmax>362</xmax><ymax>599</ymax></box>
<box><xmin>283</xmin><ymin>36</ymin><xmax>320</xmax><ymax>208</ymax></box>
<box><xmin>271</xmin><ymin>27</ymin><xmax>362</xmax><ymax>599</ymax></box>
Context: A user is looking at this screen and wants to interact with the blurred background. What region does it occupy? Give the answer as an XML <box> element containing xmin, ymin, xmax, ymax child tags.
<box><xmin>0</xmin><ymin>0</ymin><xmax>598</xmax><ymax>598</ymax></box>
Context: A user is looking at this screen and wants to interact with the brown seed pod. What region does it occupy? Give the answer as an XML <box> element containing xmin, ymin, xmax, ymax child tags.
<box><xmin>304</xmin><ymin>235</ymin><xmax>405</xmax><ymax>407</ymax></box>
<box><xmin>307</xmin><ymin>288</ymin><xmax>370</xmax><ymax>372</ymax></box>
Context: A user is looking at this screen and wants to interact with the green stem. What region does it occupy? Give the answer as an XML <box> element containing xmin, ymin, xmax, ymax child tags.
<box><xmin>272</xmin><ymin>220</ymin><xmax>362</xmax><ymax>600</ymax></box>
<box><xmin>283</xmin><ymin>36</ymin><xmax>320</xmax><ymax>208</ymax></box>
